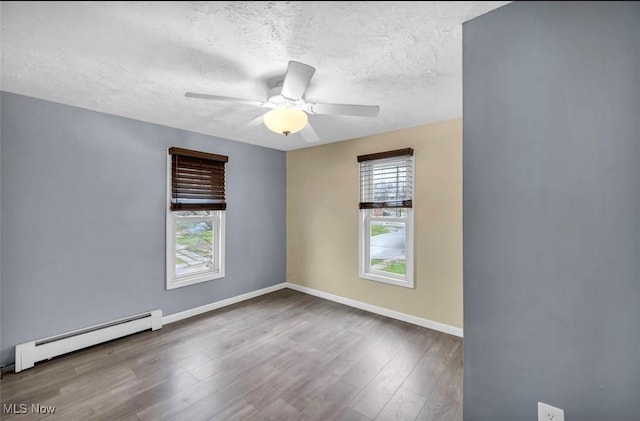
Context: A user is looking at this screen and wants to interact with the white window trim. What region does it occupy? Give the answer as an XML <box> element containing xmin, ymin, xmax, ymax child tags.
<box><xmin>359</xmin><ymin>209</ymin><xmax>414</xmax><ymax>288</ymax></box>
<box><xmin>166</xmin><ymin>154</ymin><xmax>225</xmax><ymax>290</ymax></box>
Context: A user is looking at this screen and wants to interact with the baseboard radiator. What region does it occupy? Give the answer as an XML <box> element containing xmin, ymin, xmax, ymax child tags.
<box><xmin>14</xmin><ymin>310</ymin><xmax>162</xmax><ymax>372</ymax></box>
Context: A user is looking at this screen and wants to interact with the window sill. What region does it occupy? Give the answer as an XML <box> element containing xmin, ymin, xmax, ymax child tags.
<box><xmin>166</xmin><ymin>271</ymin><xmax>225</xmax><ymax>290</ymax></box>
<box><xmin>359</xmin><ymin>271</ymin><xmax>414</xmax><ymax>289</ymax></box>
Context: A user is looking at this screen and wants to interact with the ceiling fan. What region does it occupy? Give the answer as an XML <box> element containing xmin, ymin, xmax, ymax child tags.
<box><xmin>185</xmin><ymin>60</ymin><xmax>380</xmax><ymax>143</ymax></box>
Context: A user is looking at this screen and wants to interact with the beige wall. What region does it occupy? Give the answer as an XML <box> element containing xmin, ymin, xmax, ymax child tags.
<box><xmin>287</xmin><ymin>118</ymin><xmax>463</xmax><ymax>329</ymax></box>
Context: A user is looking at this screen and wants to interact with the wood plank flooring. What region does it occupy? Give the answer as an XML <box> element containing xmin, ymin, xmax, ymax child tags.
<box><xmin>0</xmin><ymin>289</ymin><xmax>462</xmax><ymax>420</ymax></box>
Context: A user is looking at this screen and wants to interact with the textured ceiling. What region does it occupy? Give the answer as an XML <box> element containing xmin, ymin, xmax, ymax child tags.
<box><xmin>1</xmin><ymin>1</ymin><xmax>509</xmax><ymax>151</ymax></box>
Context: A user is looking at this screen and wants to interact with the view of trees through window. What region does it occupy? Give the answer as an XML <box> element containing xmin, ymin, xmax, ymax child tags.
<box><xmin>373</xmin><ymin>177</ymin><xmax>407</xmax><ymax>203</ymax></box>
<box><xmin>174</xmin><ymin>211</ymin><xmax>214</xmax><ymax>277</ymax></box>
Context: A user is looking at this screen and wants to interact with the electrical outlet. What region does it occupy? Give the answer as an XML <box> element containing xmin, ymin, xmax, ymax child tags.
<box><xmin>538</xmin><ymin>402</ymin><xmax>564</xmax><ymax>421</ymax></box>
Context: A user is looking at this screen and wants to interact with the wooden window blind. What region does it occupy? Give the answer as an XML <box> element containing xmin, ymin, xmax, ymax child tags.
<box><xmin>169</xmin><ymin>147</ymin><xmax>228</xmax><ymax>211</ymax></box>
<box><xmin>358</xmin><ymin>148</ymin><xmax>413</xmax><ymax>209</ymax></box>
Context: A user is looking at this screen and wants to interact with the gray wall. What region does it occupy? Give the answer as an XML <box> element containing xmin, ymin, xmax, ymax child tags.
<box><xmin>0</xmin><ymin>92</ymin><xmax>286</xmax><ymax>365</ymax></box>
<box><xmin>0</xmin><ymin>96</ymin><xmax>3</xmax><ymax>367</ymax></box>
<box><xmin>463</xmin><ymin>2</ymin><xmax>639</xmax><ymax>420</ymax></box>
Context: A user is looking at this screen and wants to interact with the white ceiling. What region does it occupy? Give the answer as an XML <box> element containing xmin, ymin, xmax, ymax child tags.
<box><xmin>1</xmin><ymin>1</ymin><xmax>508</xmax><ymax>151</ymax></box>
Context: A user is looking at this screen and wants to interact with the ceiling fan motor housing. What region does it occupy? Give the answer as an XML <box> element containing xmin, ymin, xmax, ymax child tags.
<box><xmin>267</xmin><ymin>85</ymin><xmax>306</xmax><ymax>110</ymax></box>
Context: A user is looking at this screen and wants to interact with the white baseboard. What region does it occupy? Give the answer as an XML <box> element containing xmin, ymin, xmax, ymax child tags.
<box><xmin>162</xmin><ymin>281</ymin><xmax>463</xmax><ymax>338</ymax></box>
<box><xmin>163</xmin><ymin>283</ymin><xmax>287</xmax><ymax>325</ymax></box>
<box><xmin>285</xmin><ymin>282</ymin><xmax>463</xmax><ymax>338</ymax></box>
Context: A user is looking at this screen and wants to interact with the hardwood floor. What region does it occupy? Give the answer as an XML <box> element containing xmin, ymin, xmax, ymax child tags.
<box><xmin>1</xmin><ymin>289</ymin><xmax>462</xmax><ymax>420</ymax></box>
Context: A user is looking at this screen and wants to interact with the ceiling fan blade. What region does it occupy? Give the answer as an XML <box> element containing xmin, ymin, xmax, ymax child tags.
<box><xmin>309</xmin><ymin>102</ymin><xmax>380</xmax><ymax>117</ymax></box>
<box><xmin>185</xmin><ymin>92</ymin><xmax>264</xmax><ymax>107</ymax></box>
<box><xmin>280</xmin><ymin>61</ymin><xmax>316</xmax><ymax>100</ymax></box>
<box><xmin>299</xmin><ymin>122</ymin><xmax>320</xmax><ymax>143</ymax></box>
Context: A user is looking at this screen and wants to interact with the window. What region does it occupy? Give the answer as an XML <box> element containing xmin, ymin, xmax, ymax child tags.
<box><xmin>358</xmin><ymin>148</ymin><xmax>414</xmax><ymax>288</ymax></box>
<box><xmin>166</xmin><ymin>147</ymin><xmax>227</xmax><ymax>290</ymax></box>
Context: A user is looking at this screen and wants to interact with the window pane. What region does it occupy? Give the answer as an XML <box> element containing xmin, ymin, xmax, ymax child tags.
<box><xmin>175</xmin><ymin>211</ymin><xmax>214</xmax><ymax>277</ymax></box>
<box><xmin>370</xmin><ymin>220</ymin><xmax>406</xmax><ymax>275</ymax></box>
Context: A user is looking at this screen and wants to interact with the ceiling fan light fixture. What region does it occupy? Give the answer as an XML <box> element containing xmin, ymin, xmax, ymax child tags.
<box><xmin>263</xmin><ymin>108</ymin><xmax>308</xmax><ymax>136</ymax></box>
